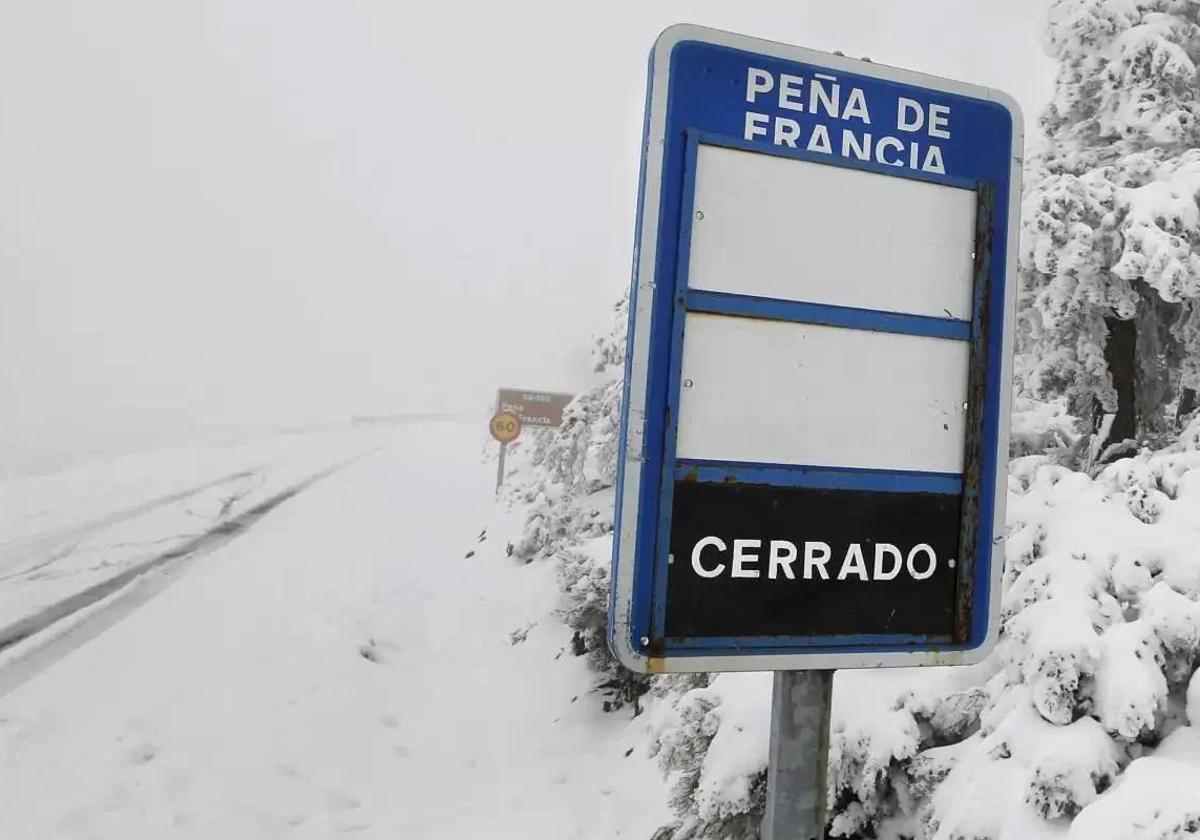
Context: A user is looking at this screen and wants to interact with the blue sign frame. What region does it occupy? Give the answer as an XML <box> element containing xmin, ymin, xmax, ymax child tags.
<box><xmin>610</xmin><ymin>25</ymin><xmax>1022</xmax><ymax>673</ymax></box>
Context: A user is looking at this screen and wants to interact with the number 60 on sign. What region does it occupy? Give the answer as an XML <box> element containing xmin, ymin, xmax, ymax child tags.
<box><xmin>489</xmin><ymin>412</ymin><xmax>521</xmax><ymax>444</ymax></box>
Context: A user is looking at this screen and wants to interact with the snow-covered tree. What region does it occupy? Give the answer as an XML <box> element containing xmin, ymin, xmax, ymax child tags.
<box><xmin>1020</xmin><ymin>0</ymin><xmax>1200</xmax><ymax>448</ymax></box>
<box><xmin>505</xmin><ymin>293</ymin><xmax>654</xmax><ymax>714</ymax></box>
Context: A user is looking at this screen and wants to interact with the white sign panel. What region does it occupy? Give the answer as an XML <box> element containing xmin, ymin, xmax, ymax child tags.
<box><xmin>688</xmin><ymin>144</ymin><xmax>978</xmax><ymax>320</ymax></box>
<box><xmin>676</xmin><ymin>314</ymin><xmax>971</xmax><ymax>473</ymax></box>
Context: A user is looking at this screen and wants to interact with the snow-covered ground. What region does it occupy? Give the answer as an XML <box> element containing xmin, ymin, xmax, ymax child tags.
<box><xmin>0</xmin><ymin>429</ymin><xmax>385</xmax><ymax>632</ymax></box>
<box><xmin>0</xmin><ymin>419</ymin><xmax>670</xmax><ymax>839</ymax></box>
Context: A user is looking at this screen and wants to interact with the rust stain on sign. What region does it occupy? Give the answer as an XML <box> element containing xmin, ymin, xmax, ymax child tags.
<box><xmin>954</xmin><ymin>182</ymin><xmax>995</xmax><ymax>645</ymax></box>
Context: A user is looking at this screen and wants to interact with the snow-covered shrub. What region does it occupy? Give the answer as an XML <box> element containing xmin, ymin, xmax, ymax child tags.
<box><xmin>1144</xmin><ymin>582</ymin><xmax>1200</xmax><ymax>686</ymax></box>
<box><xmin>504</xmin><ymin>297</ymin><xmax>652</xmax><ymax>713</ymax></box>
<box><xmin>1066</xmin><ymin>726</ymin><xmax>1200</xmax><ymax>840</ymax></box>
<box><xmin>827</xmin><ymin>442</ymin><xmax>1200</xmax><ymax>838</ymax></box>
<box><xmin>1180</xmin><ymin>413</ymin><xmax>1200</xmax><ymax>451</ymax></box>
<box><xmin>1024</xmin><ymin>714</ymin><xmax>1120</xmax><ymax>819</ymax></box>
<box><xmin>556</xmin><ymin>544</ymin><xmax>612</xmax><ymax>673</ymax></box>
<box><xmin>651</xmin><ymin>673</ymin><xmax>771</xmax><ymax>840</ymax></box>
<box><xmin>1008</xmin><ymin>396</ymin><xmax>1083</xmax><ymax>461</ymax></box>
<box><xmin>828</xmin><ymin>702</ymin><xmax>922</xmax><ymax>837</ymax></box>
<box><xmin>827</xmin><ymin>669</ymin><xmax>992</xmax><ymax>838</ymax></box>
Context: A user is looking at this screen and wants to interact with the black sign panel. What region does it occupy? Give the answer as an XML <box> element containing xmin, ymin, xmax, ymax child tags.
<box><xmin>665</xmin><ymin>480</ymin><xmax>962</xmax><ymax>640</ymax></box>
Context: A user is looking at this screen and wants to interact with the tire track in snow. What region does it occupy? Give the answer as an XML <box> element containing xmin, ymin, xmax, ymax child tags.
<box><xmin>0</xmin><ymin>468</ymin><xmax>260</xmax><ymax>581</ymax></box>
<box><xmin>0</xmin><ymin>449</ymin><xmax>380</xmax><ymax>699</ymax></box>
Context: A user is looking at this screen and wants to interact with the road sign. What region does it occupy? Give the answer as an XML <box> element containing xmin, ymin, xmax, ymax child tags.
<box><xmin>496</xmin><ymin>388</ymin><xmax>574</xmax><ymax>429</ymax></box>
<box><xmin>609</xmin><ymin>25</ymin><xmax>1022</xmax><ymax>674</ymax></box>
<box><xmin>489</xmin><ymin>412</ymin><xmax>522</xmax><ymax>444</ymax></box>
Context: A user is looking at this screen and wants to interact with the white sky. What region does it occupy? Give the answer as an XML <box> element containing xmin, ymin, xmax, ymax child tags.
<box><xmin>0</xmin><ymin>1</ymin><xmax>1055</xmax><ymax>477</ymax></box>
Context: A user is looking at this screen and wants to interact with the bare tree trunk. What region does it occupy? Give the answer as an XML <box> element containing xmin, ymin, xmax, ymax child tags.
<box><xmin>1178</xmin><ymin>387</ymin><xmax>1198</xmax><ymax>428</ymax></box>
<box><xmin>1101</xmin><ymin>316</ymin><xmax>1139</xmax><ymax>445</ymax></box>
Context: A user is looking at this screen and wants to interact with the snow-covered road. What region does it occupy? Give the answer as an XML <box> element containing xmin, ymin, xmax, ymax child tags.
<box><xmin>0</xmin><ymin>430</ymin><xmax>385</xmax><ymax>637</ymax></box>
<box><xmin>0</xmin><ymin>420</ymin><xmax>668</xmax><ymax>839</ymax></box>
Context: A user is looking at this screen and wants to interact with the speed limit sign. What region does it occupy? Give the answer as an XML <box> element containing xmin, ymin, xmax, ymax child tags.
<box><xmin>489</xmin><ymin>412</ymin><xmax>521</xmax><ymax>444</ymax></box>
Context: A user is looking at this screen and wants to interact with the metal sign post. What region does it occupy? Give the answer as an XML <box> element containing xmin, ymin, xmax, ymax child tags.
<box><xmin>489</xmin><ymin>411</ymin><xmax>521</xmax><ymax>493</ymax></box>
<box><xmin>609</xmin><ymin>25</ymin><xmax>1022</xmax><ymax>837</ymax></box>
<box><xmin>496</xmin><ymin>442</ymin><xmax>507</xmax><ymax>494</ymax></box>
<box><xmin>763</xmin><ymin>671</ymin><xmax>834</xmax><ymax>840</ymax></box>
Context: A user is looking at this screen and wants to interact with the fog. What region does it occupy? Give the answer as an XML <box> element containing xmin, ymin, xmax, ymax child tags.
<box><xmin>0</xmin><ymin>0</ymin><xmax>1054</xmax><ymax>478</ymax></box>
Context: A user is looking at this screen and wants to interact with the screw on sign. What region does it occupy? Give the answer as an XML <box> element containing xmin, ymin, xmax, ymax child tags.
<box><xmin>489</xmin><ymin>412</ymin><xmax>521</xmax><ymax>444</ymax></box>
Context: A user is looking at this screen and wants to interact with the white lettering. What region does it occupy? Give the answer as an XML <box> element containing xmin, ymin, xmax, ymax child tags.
<box><xmin>873</xmin><ymin>543</ymin><xmax>903</xmax><ymax>580</ymax></box>
<box><xmin>773</xmin><ymin>117</ymin><xmax>801</xmax><ymax>148</ymax></box>
<box><xmin>922</xmin><ymin>145</ymin><xmax>946</xmax><ymax>174</ymax></box>
<box><xmin>690</xmin><ymin>538</ymin><xmax>942</xmax><ymax>582</ymax></box>
<box><xmin>841</xmin><ymin>130</ymin><xmax>871</xmax><ymax>161</ymax></box>
<box><xmin>691</xmin><ymin>536</ymin><xmax>726</xmax><ymax>579</ymax></box>
<box><xmin>778</xmin><ymin>73</ymin><xmax>805</xmax><ymax>112</ymax></box>
<box><xmin>809</xmin><ymin>75</ymin><xmax>838</xmax><ymax>117</ymax></box>
<box><xmin>929</xmin><ymin>103</ymin><xmax>951</xmax><ymax>139</ymax></box>
<box><xmin>875</xmin><ymin>136</ymin><xmax>904</xmax><ymax>167</ymax></box>
<box><xmin>897</xmin><ymin>97</ymin><xmax>924</xmax><ymax>132</ymax></box>
<box><xmin>842</xmin><ymin>87</ymin><xmax>871</xmax><ymax>124</ymax></box>
<box><xmin>746</xmin><ymin>68</ymin><xmax>774</xmax><ymax>103</ymax></box>
<box><xmin>804</xmin><ymin>541</ymin><xmax>831</xmax><ymax>580</ymax></box>
<box><xmin>907</xmin><ymin>544</ymin><xmax>938</xmax><ymax>580</ymax></box>
<box><xmin>807</xmin><ymin>123</ymin><xmax>833</xmax><ymax>154</ymax></box>
<box><xmin>768</xmin><ymin>541</ymin><xmax>798</xmax><ymax>580</ymax></box>
<box><xmin>838</xmin><ymin>544</ymin><xmax>869</xmax><ymax>581</ymax></box>
<box><xmin>744</xmin><ymin>111</ymin><xmax>770</xmax><ymax>142</ymax></box>
<box><xmin>732</xmin><ymin>539</ymin><xmax>762</xmax><ymax>579</ymax></box>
